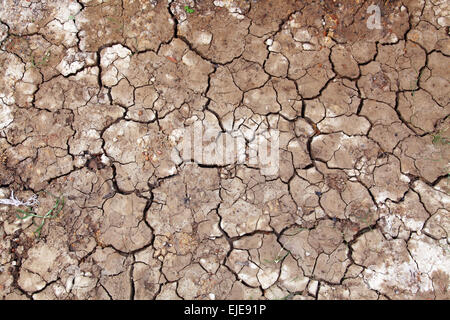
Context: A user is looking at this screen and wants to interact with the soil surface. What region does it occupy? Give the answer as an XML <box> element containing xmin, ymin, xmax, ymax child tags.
<box><xmin>0</xmin><ymin>0</ymin><xmax>449</xmax><ymax>300</ymax></box>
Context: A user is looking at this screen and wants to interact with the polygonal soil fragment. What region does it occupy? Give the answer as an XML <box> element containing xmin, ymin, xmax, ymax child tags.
<box><xmin>133</xmin><ymin>247</ymin><xmax>164</xmax><ymax>300</ymax></box>
<box><xmin>370</xmin><ymin>155</ymin><xmax>411</xmax><ymax>203</ymax></box>
<box><xmin>420</xmin><ymin>51</ymin><xmax>450</xmax><ymax>106</ymax></box>
<box><xmin>18</xmin><ymin>228</ymin><xmax>77</xmax><ymax>293</ymax></box>
<box><xmin>207</xmin><ymin>66</ymin><xmax>243</xmax><ymax>118</ymax></box>
<box><xmin>352</xmin><ymin>229</ymin><xmax>447</xmax><ymax>299</ymax></box>
<box><xmin>398</xmin><ymin>90</ymin><xmax>447</xmax><ymax>135</ymax></box>
<box><xmin>318</xmin><ymin>115</ymin><xmax>370</xmax><ymax>136</ymax></box>
<box><xmin>265</xmin><ymin>53</ymin><xmax>289</xmax><ymax>78</ymax></box>
<box><xmin>220</xmin><ymin>171</ymin><xmax>297</xmax><ymax>236</ymax></box>
<box><xmin>381</xmin><ymin>190</ymin><xmax>429</xmax><ymax>237</ymax></box>
<box><xmin>360</xmin><ymin>99</ymin><xmax>413</xmax><ymax>152</ymax></box>
<box><xmin>330</xmin><ymin>45</ymin><xmax>360</xmax><ymax>79</ymax></box>
<box><xmin>178</xmin><ymin>7</ymin><xmax>250</xmax><ymax>64</ymax></box>
<box><xmin>408</xmin><ymin>21</ymin><xmax>450</xmax><ymax>54</ymax></box>
<box><xmin>229</xmin><ymin>58</ymin><xmax>269</xmax><ymax>92</ymax></box>
<box><xmin>99</xmin><ymin>193</ymin><xmax>152</xmax><ymax>252</ymax></box>
<box><xmin>376</xmin><ymin>40</ymin><xmax>426</xmax><ymax>91</ymax></box>
<box><xmin>123</xmin><ymin>0</ymin><xmax>174</xmax><ymax>52</ymax></box>
<box><xmin>243</xmin><ymin>81</ymin><xmax>281</xmax><ymax>115</ymax></box>
<box><xmin>316</xmin><ymin>80</ymin><xmax>360</xmax><ymax>117</ymax></box>
<box><xmin>247</xmin><ymin>0</ymin><xmax>299</xmax><ymax>36</ymax></box>
<box><xmin>176</xmin><ymin>264</ymin><xmax>234</xmax><ymax>300</ymax></box>
<box><xmin>395</xmin><ymin>134</ymin><xmax>449</xmax><ymax>183</ymax></box>
<box><xmin>311</xmin><ymin>132</ymin><xmax>380</xmax><ymax>173</ymax></box>
<box><xmin>103</xmin><ymin>120</ymin><xmax>177</xmax><ymax>191</ymax></box>
<box><xmin>227</xmin><ymin>233</ymin><xmax>284</xmax><ymax>290</ymax></box>
<box><xmin>280</xmin><ymin>220</ymin><xmax>346</xmax><ymax>280</ymax></box>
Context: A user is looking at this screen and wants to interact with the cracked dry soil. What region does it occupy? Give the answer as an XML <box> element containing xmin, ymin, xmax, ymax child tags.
<box><xmin>0</xmin><ymin>0</ymin><xmax>449</xmax><ymax>300</ymax></box>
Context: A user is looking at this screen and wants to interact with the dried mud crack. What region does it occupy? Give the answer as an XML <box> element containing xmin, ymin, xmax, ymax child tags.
<box><xmin>0</xmin><ymin>0</ymin><xmax>449</xmax><ymax>300</ymax></box>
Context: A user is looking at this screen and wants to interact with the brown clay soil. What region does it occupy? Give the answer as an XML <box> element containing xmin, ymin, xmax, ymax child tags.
<box><xmin>0</xmin><ymin>0</ymin><xmax>449</xmax><ymax>300</ymax></box>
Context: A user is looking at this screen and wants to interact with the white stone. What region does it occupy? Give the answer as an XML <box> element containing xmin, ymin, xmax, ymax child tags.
<box><xmin>196</xmin><ymin>32</ymin><xmax>212</xmax><ymax>45</ymax></box>
<box><xmin>0</xmin><ymin>101</ymin><xmax>13</xmax><ymax>130</ymax></box>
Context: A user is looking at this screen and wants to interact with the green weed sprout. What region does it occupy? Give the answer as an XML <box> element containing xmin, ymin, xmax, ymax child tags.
<box><xmin>411</xmin><ymin>69</ymin><xmax>423</xmax><ymax>97</ymax></box>
<box><xmin>430</xmin><ymin>127</ymin><xmax>450</xmax><ymax>183</ymax></box>
<box><xmin>263</xmin><ymin>250</ymin><xmax>289</xmax><ymax>265</ymax></box>
<box><xmin>431</xmin><ymin>130</ymin><xmax>450</xmax><ymax>146</ymax></box>
<box><xmin>184</xmin><ymin>5</ymin><xmax>195</xmax><ymax>14</ymax></box>
<box><xmin>15</xmin><ymin>192</ymin><xmax>65</xmax><ymax>238</ymax></box>
<box><xmin>31</xmin><ymin>49</ymin><xmax>51</xmax><ymax>68</ymax></box>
